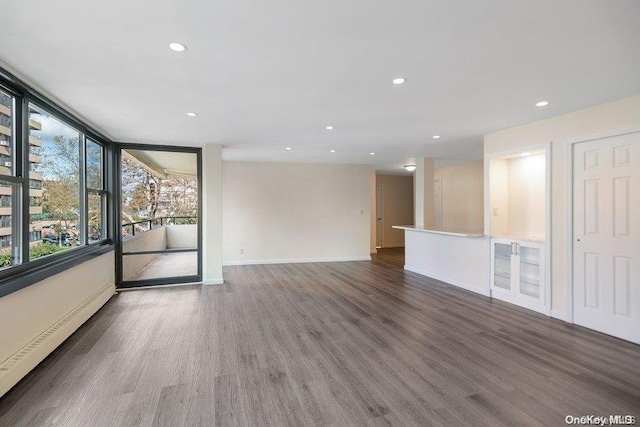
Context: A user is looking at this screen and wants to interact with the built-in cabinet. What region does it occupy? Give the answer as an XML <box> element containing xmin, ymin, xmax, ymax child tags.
<box><xmin>486</xmin><ymin>145</ymin><xmax>550</xmax><ymax>315</ymax></box>
<box><xmin>491</xmin><ymin>237</ymin><xmax>545</xmax><ymax>313</ymax></box>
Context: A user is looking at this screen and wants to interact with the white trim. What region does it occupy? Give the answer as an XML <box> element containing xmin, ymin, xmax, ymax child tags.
<box><xmin>485</xmin><ymin>143</ymin><xmax>552</xmax><ymax>316</ymax></box>
<box><xmin>203</xmin><ymin>278</ymin><xmax>224</xmax><ymax>285</ymax></box>
<box><xmin>565</xmin><ymin>126</ymin><xmax>640</xmax><ymax>325</ymax></box>
<box><xmin>565</xmin><ymin>125</ymin><xmax>640</xmax><ymax>145</ymax></box>
<box><xmin>223</xmin><ymin>256</ymin><xmax>372</xmax><ymax>266</ymax></box>
<box><xmin>404</xmin><ymin>265</ymin><xmax>491</xmax><ymax>297</ymax></box>
<box><xmin>544</xmin><ymin>141</ymin><xmax>552</xmax><ymax>316</ymax></box>
<box><xmin>550</xmin><ymin>309</ymin><xmax>568</xmax><ymax>322</ymax></box>
<box><xmin>0</xmin><ymin>282</ymin><xmax>114</xmax><ymax>398</ymax></box>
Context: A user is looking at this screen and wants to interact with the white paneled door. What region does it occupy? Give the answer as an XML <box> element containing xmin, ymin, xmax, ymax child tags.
<box><xmin>573</xmin><ymin>132</ymin><xmax>640</xmax><ymax>344</ymax></box>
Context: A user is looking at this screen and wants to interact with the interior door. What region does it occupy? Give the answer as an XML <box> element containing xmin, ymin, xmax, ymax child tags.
<box><xmin>376</xmin><ymin>184</ymin><xmax>383</xmax><ymax>247</ymax></box>
<box><xmin>573</xmin><ymin>132</ymin><xmax>640</xmax><ymax>344</ymax></box>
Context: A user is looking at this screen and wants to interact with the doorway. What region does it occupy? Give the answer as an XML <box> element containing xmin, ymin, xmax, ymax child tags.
<box><xmin>376</xmin><ymin>184</ymin><xmax>383</xmax><ymax>248</ymax></box>
<box><xmin>116</xmin><ymin>144</ymin><xmax>202</xmax><ymax>288</ymax></box>
<box><xmin>572</xmin><ymin>130</ymin><xmax>639</xmax><ymax>343</ymax></box>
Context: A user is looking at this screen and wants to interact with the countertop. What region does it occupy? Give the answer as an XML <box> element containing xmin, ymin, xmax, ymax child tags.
<box><xmin>392</xmin><ymin>225</ymin><xmax>484</xmax><ymax>238</ymax></box>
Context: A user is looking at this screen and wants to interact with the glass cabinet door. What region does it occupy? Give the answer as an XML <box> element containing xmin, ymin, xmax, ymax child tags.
<box><xmin>493</xmin><ymin>242</ymin><xmax>512</xmax><ymax>290</ymax></box>
<box><xmin>518</xmin><ymin>245</ymin><xmax>541</xmax><ymax>299</ymax></box>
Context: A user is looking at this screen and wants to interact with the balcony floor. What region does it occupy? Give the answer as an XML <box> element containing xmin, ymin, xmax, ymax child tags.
<box><xmin>130</xmin><ymin>251</ymin><xmax>198</xmax><ymax>281</ymax></box>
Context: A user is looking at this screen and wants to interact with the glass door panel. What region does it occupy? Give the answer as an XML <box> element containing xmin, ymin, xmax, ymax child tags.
<box><xmin>118</xmin><ymin>146</ymin><xmax>201</xmax><ymax>287</ymax></box>
<box><xmin>493</xmin><ymin>242</ymin><xmax>512</xmax><ymax>290</ymax></box>
<box><xmin>518</xmin><ymin>245</ymin><xmax>541</xmax><ymax>299</ymax></box>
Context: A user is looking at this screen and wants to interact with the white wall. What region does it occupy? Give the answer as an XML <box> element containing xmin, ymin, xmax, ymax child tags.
<box><xmin>404</xmin><ymin>231</ymin><xmax>488</xmax><ymax>295</ymax></box>
<box><xmin>203</xmin><ymin>144</ymin><xmax>223</xmax><ymax>284</ymax></box>
<box><xmin>434</xmin><ymin>161</ymin><xmax>484</xmax><ymax>232</ymax></box>
<box><xmin>376</xmin><ymin>175</ymin><xmax>414</xmax><ymax>247</ymax></box>
<box><xmin>166</xmin><ymin>224</ymin><xmax>197</xmax><ymax>248</ymax></box>
<box><xmin>0</xmin><ymin>252</ymin><xmax>115</xmax><ymax>396</ymax></box>
<box><xmin>222</xmin><ymin>162</ymin><xmax>372</xmax><ymax>264</ymax></box>
<box><xmin>121</xmin><ymin>227</ymin><xmax>166</xmax><ymax>281</ymax></box>
<box><xmin>484</xmin><ymin>94</ymin><xmax>640</xmax><ymax>316</ymax></box>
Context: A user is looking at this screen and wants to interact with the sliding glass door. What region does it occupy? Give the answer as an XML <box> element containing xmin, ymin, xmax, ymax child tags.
<box><xmin>116</xmin><ymin>144</ymin><xmax>201</xmax><ymax>288</ymax></box>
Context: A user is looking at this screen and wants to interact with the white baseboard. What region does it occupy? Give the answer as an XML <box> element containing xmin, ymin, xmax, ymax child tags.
<box><xmin>223</xmin><ymin>256</ymin><xmax>371</xmax><ymax>266</ymax></box>
<box><xmin>404</xmin><ymin>265</ymin><xmax>490</xmax><ymax>297</ymax></box>
<box><xmin>203</xmin><ymin>278</ymin><xmax>224</xmax><ymax>285</ymax></box>
<box><xmin>550</xmin><ymin>309</ymin><xmax>569</xmax><ymax>322</ymax></box>
<box><xmin>0</xmin><ymin>282</ymin><xmax>114</xmax><ymax>398</ymax></box>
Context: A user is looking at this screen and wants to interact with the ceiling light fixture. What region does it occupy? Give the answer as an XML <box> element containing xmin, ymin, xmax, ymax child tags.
<box><xmin>433</xmin><ymin>135</ymin><xmax>441</xmax><ymax>139</ymax></box>
<box><xmin>330</xmin><ymin>149</ymin><xmax>336</xmax><ymax>153</ymax></box>
<box><xmin>325</xmin><ymin>126</ymin><xmax>334</xmax><ymax>130</ymax></box>
<box><xmin>392</xmin><ymin>77</ymin><xmax>406</xmax><ymax>85</ymax></box>
<box><xmin>369</xmin><ymin>152</ymin><xmax>376</xmax><ymax>156</ymax></box>
<box><xmin>404</xmin><ymin>164</ymin><xmax>417</xmax><ymax>172</ymax></box>
<box><xmin>536</xmin><ymin>101</ymin><xmax>549</xmax><ymax>107</ymax></box>
<box><xmin>169</xmin><ymin>42</ymin><xmax>188</xmax><ymax>52</ymax></box>
<box><xmin>286</xmin><ymin>147</ymin><xmax>292</xmax><ymax>151</ymax></box>
<box><xmin>186</xmin><ymin>112</ymin><xmax>197</xmax><ymax>117</ymax></box>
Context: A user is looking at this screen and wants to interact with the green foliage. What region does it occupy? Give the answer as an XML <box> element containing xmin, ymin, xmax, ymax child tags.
<box><xmin>0</xmin><ymin>249</ymin><xmax>11</xmax><ymax>267</ymax></box>
<box><xmin>0</xmin><ymin>243</ymin><xmax>68</xmax><ymax>266</ymax></box>
<box><xmin>29</xmin><ymin>242</ymin><xmax>67</xmax><ymax>259</ymax></box>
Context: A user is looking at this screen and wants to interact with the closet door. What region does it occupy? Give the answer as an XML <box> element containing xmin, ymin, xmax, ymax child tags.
<box><xmin>573</xmin><ymin>132</ymin><xmax>640</xmax><ymax>344</ymax></box>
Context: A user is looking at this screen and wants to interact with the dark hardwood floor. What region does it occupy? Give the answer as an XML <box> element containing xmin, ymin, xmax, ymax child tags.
<box><xmin>1</xmin><ymin>248</ymin><xmax>638</xmax><ymax>426</ymax></box>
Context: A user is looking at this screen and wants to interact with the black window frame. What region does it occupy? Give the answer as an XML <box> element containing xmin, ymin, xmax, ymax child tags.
<box><xmin>0</xmin><ymin>67</ymin><xmax>115</xmax><ymax>298</ymax></box>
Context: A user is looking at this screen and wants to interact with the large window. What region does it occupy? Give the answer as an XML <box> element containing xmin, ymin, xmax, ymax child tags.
<box><xmin>0</xmin><ymin>78</ymin><xmax>111</xmax><ymax>282</ymax></box>
<box><xmin>29</xmin><ymin>104</ymin><xmax>81</xmax><ymax>258</ymax></box>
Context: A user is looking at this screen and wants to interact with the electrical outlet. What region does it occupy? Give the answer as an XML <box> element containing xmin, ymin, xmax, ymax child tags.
<box><xmin>493</xmin><ymin>208</ymin><xmax>498</xmax><ymax>217</ymax></box>
<box><xmin>359</xmin><ymin>209</ymin><xmax>364</xmax><ymax>215</ymax></box>
<box><xmin>240</xmin><ymin>248</ymin><xmax>244</xmax><ymax>254</ymax></box>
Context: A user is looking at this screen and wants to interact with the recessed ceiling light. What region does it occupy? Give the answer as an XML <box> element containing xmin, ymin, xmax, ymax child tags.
<box><xmin>169</xmin><ymin>42</ymin><xmax>188</xmax><ymax>52</ymax></box>
<box><xmin>186</xmin><ymin>112</ymin><xmax>197</xmax><ymax>117</ymax></box>
<box><xmin>521</xmin><ymin>152</ymin><xmax>531</xmax><ymax>157</ymax></box>
<box><xmin>286</xmin><ymin>147</ymin><xmax>292</xmax><ymax>151</ymax></box>
<box><xmin>326</xmin><ymin>126</ymin><xmax>334</xmax><ymax>130</ymax></box>
<box><xmin>392</xmin><ymin>77</ymin><xmax>406</xmax><ymax>85</ymax></box>
<box><xmin>432</xmin><ymin>135</ymin><xmax>441</xmax><ymax>139</ymax></box>
<box><xmin>369</xmin><ymin>152</ymin><xmax>376</xmax><ymax>156</ymax></box>
<box><xmin>404</xmin><ymin>165</ymin><xmax>417</xmax><ymax>172</ymax></box>
<box><xmin>536</xmin><ymin>101</ymin><xmax>549</xmax><ymax>107</ymax></box>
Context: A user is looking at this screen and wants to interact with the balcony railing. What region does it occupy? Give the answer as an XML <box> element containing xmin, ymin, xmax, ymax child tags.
<box><xmin>121</xmin><ymin>216</ymin><xmax>196</xmax><ymax>239</ymax></box>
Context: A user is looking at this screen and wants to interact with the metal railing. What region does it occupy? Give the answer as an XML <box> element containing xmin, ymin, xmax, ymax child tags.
<box><xmin>121</xmin><ymin>216</ymin><xmax>196</xmax><ymax>239</ymax></box>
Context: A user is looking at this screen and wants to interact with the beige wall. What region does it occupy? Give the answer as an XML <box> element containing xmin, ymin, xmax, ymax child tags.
<box><xmin>489</xmin><ymin>158</ymin><xmax>510</xmax><ymax>236</ymax></box>
<box><xmin>0</xmin><ymin>252</ymin><xmax>114</xmax><ymax>369</ymax></box>
<box><xmin>507</xmin><ymin>154</ymin><xmax>546</xmax><ymax>239</ymax></box>
<box><xmin>376</xmin><ymin>175</ymin><xmax>414</xmax><ymax>247</ymax></box>
<box><xmin>484</xmin><ymin>94</ymin><xmax>640</xmax><ymax>315</ymax></box>
<box><xmin>203</xmin><ymin>144</ymin><xmax>223</xmax><ymax>284</ymax></box>
<box><xmin>434</xmin><ymin>161</ymin><xmax>484</xmax><ymax>232</ymax></box>
<box><xmin>222</xmin><ymin>162</ymin><xmax>372</xmax><ymax>264</ymax></box>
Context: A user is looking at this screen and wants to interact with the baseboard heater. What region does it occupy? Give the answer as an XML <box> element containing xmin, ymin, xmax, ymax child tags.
<box><xmin>0</xmin><ymin>282</ymin><xmax>115</xmax><ymax>398</ymax></box>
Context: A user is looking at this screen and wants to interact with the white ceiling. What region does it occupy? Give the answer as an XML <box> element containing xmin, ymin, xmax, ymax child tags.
<box><xmin>1</xmin><ymin>0</ymin><xmax>639</xmax><ymax>174</ymax></box>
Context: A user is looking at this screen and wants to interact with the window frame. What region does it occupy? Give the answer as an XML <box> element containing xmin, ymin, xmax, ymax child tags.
<box><xmin>0</xmin><ymin>67</ymin><xmax>115</xmax><ymax>298</ymax></box>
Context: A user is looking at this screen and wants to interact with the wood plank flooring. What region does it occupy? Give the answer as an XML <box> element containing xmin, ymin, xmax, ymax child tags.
<box><xmin>1</xmin><ymin>248</ymin><xmax>639</xmax><ymax>426</ymax></box>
